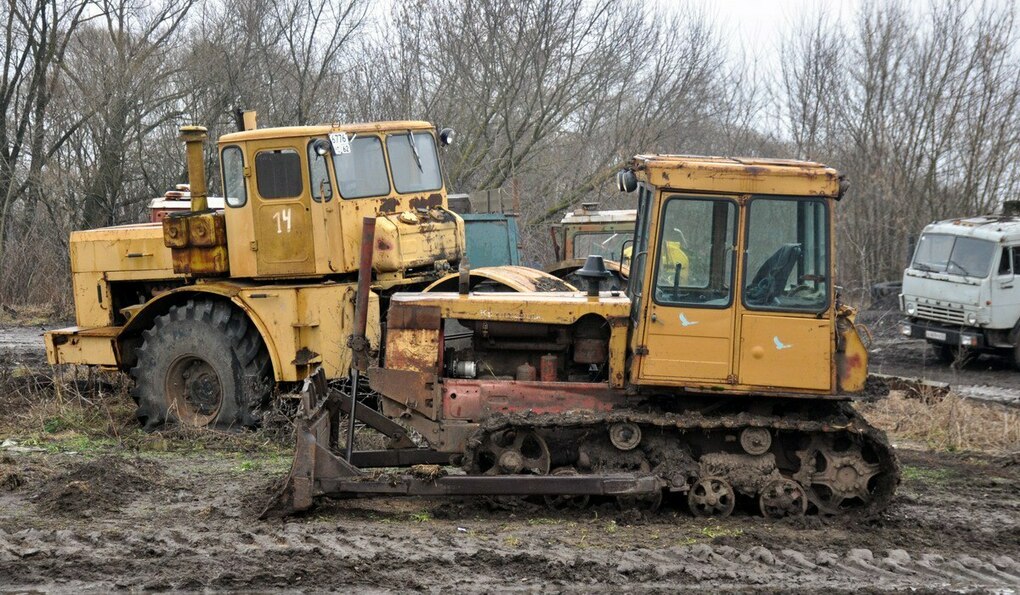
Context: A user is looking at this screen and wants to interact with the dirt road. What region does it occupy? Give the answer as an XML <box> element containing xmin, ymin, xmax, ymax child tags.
<box><xmin>861</xmin><ymin>308</ymin><xmax>1020</xmax><ymax>407</ymax></box>
<box><xmin>0</xmin><ymin>446</ymin><xmax>1018</xmax><ymax>593</ymax></box>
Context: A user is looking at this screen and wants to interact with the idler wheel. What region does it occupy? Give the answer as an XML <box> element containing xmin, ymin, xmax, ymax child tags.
<box><xmin>739</xmin><ymin>427</ymin><xmax>772</xmax><ymax>456</ymax></box>
<box><xmin>688</xmin><ymin>477</ymin><xmax>736</xmax><ymax>518</ymax></box>
<box><xmin>476</xmin><ymin>429</ymin><xmax>551</xmax><ymax>476</ymax></box>
<box><xmin>758</xmin><ymin>478</ymin><xmax>808</xmax><ymax>519</ymax></box>
<box><xmin>609</xmin><ymin>422</ymin><xmax>642</xmax><ymax>451</ymax></box>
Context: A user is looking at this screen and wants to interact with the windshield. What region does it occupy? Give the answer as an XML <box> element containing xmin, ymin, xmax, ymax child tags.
<box><xmin>912</xmin><ymin>233</ymin><xmax>996</xmax><ymax>277</ymax></box>
<box><xmin>386</xmin><ymin>132</ymin><xmax>442</xmax><ymax>194</ymax></box>
<box><xmin>571</xmin><ymin>232</ymin><xmax>631</xmax><ymax>262</ymax></box>
<box><xmin>333</xmin><ymin>136</ymin><xmax>390</xmax><ymax>199</ymax></box>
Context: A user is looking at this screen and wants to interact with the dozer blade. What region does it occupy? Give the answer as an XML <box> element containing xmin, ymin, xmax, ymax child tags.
<box><xmin>261</xmin><ymin>369</ymin><xmax>361</xmax><ymax>518</ymax></box>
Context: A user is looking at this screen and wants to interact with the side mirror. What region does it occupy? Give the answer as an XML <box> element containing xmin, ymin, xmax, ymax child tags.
<box><xmin>616</xmin><ymin>169</ymin><xmax>637</xmax><ymax>193</ymax></box>
<box><xmin>439</xmin><ymin>127</ymin><xmax>455</xmax><ymax>147</ymax></box>
<box><xmin>313</xmin><ymin>138</ymin><xmax>332</xmax><ymax>156</ymax></box>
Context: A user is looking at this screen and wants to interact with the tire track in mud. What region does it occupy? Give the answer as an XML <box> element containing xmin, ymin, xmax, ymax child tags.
<box><xmin>1</xmin><ymin>523</ymin><xmax>1018</xmax><ymax>591</ymax></box>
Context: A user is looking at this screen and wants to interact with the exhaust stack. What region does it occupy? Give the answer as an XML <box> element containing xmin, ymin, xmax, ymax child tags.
<box><xmin>179</xmin><ymin>126</ymin><xmax>208</xmax><ymax>212</ymax></box>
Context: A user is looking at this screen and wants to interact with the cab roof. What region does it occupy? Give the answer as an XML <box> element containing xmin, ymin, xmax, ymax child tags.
<box><xmin>218</xmin><ymin>120</ymin><xmax>435</xmax><ymax>143</ymax></box>
<box><xmin>561</xmin><ymin>208</ymin><xmax>636</xmax><ymax>225</ymax></box>
<box><xmin>631</xmin><ymin>154</ymin><xmax>844</xmax><ymax>199</ymax></box>
<box><xmin>923</xmin><ymin>215</ymin><xmax>1020</xmax><ymax>243</ymax></box>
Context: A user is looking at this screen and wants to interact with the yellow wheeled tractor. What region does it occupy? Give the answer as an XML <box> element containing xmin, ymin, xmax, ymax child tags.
<box><xmin>269</xmin><ymin>154</ymin><xmax>898</xmax><ymax>520</ymax></box>
<box><xmin>44</xmin><ymin>114</ymin><xmax>564</xmax><ymax>430</ymax></box>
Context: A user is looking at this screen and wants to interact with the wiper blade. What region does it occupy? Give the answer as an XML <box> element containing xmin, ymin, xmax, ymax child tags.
<box><xmin>407</xmin><ymin>131</ymin><xmax>423</xmax><ymax>172</ymax></box>
<box><xmin>912</xmin><ymin>262</ymin><xmax>936</xmax><ymax>272</ymax></box>
<box><xmin>948</xmin><ymin>258</ymin><xmax>972</xmax><ymax>276</ymax></box>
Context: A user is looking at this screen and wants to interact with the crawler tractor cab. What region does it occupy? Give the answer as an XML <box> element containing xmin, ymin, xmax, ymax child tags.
<box><xmin>272</xmin><ymin>154</ymin><xmax>896</xmax><ymax>520</ymax></box>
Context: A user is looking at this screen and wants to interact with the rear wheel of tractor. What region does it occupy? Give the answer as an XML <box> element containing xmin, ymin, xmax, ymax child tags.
<box><xmin>131</xmin><ymin>300</ymin><xmax>271</xmax><ymax>431</ymax></box>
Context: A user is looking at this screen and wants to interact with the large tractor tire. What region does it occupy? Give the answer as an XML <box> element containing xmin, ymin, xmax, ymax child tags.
<box><xmin>130</xmin><ymin>299</ymin><xmax>271</xmax><ymax>431</ymax></box>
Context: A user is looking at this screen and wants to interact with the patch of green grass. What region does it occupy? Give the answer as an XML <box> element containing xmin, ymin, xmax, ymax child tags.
<box><xmin>526</xmin><ymin>517</ymin><xmax>560</xmax><ymax>526</ymax></box>
<box><xmin>700</xmin><ymin>525</ymin><xmax>742</xmax><ymax>539</ymax></box>
<box><xmin>503</xmin><ymin>535</ymin><xmax>521</xmax><ymax>547</ymax></box>
<box><xmin>902</xmin><ymin>465</ymin><xmax>955</xmax><ymax>483</ymax></box>
<box><xmin>603</xmin><ymin>520</ymin><xmax>618</xmax><ymax>534</ymax></box>
<box><xmin>411</xmin><ymin>511</ymin><xmax>432</xmax><ymax>523</ymax></box>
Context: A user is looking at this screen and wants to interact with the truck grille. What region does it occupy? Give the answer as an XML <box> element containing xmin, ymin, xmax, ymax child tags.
<box><xmin>915</xmin><ymin>303</ymin><xmax>966</xmax><ymax>324</ymax></box>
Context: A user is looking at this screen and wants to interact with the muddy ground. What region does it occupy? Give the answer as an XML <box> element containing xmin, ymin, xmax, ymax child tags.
<box><xmin>1</xmin><ymin>313</ymin><xmax>1019</xmax><ymax>592</ymax></box>
<box><xmin>0</xmin><ymin>446</ymin><xmax>1017</xmax><ymax>592</ymax></box>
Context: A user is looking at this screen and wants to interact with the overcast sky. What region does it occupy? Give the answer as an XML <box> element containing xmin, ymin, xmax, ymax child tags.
<box><xmin>682</xmin><ymin>0</ymin><xmax>860</xmax><ymax>73</ymax></box>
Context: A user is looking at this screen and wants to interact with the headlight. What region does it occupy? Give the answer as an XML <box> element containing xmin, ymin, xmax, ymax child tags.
<box><xmin>905</xmin><ymin>302</ymin><xmax>916</xmax><ymax>315</ymax></box>
<box><xmin>966</xmin><ymin>312</ymin><xmax>977</xmax><ymax>325</ymax></box>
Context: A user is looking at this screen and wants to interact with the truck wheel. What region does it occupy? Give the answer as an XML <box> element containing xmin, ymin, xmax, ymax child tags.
<box><xmin>933</xmin><ymin>343</ymin><xmax>957</xmax><ymax>364</ymax></box>
<box><xmin>934</xmin><ymin>344</ymin><xmax>974</xmax><ymax>368</ymax></box>
<box><xmin>130</xmin><ymin>300</ymin><xmax>271</xmax><ymax>431</ymax></box>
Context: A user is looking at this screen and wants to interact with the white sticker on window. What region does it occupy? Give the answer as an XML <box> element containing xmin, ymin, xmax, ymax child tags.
<box><xmin>329</xmin><ymin>132</ymin><xmax>351</xmax><ymax>154</ymax></box>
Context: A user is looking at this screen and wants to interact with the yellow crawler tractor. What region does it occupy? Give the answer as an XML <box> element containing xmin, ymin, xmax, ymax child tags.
<box><xmin>269</xmin><ymin>155</ymin><xmax>898</xmax><ymax>519</ymax></box>
<box><xmin>44</xmin><ymin>114</ymin><xmax>563</xmax><ymax>430</ymax></box>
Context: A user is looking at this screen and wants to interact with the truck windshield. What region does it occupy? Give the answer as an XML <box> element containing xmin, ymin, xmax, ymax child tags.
<box><xmin>387</xmin><ymin>132</ymin><xmax>442</xmax><ymax>194</ymax></box>
<box><xmin>333</xmin><ymin>136</ymin><xmax>391</xmax><ymax>199</ymax></box>
<box><xmin>572</xmin><ymin>232</ymin><xmax>630</xmax><ymax>262</ymax></box>
<box><xmin>912</xmin><ymin>233</ymin><xmax>996</xmax><ymax>277</ymax></box>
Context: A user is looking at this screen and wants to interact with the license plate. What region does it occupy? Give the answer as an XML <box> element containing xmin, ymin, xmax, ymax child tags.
<box><xmin>925</xmin><ymin>330</ymin><xmax>947</xmax><ymax>341</ymax></box>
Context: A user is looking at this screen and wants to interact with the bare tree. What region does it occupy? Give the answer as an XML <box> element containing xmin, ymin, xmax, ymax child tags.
<box><xmin>0</xmin><ymin>0</ymin><xmax>88</xmax><ymax>283</ymax></box>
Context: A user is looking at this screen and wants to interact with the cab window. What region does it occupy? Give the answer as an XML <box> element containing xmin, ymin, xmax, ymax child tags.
<box><xmin>221</xmin><ymin>146</ymin><xmax>246</xmax><ymax>207</ymax></box>
<box><xmin>387</xmin><ymin>132</ymin><xmax>442</xmax><ymax>193</ymax></box>
<box><xmin>333</xmin><ymin>136</ymin><xmax>390</xmax><ymax>199</ymax></box>
<box><xmin>743</xmin><ymin>198</ymin><xmax>828</xmax><ymax>311</ymax></box>
<box><xmin>255</xmin><ymin>149</ymin><xmax>302</xmax><ymax>199</ymax></box>
<box><xmin>653</xmin><ymin>197</ymin><xmax>736</xmax><ymax>307</ymax></box>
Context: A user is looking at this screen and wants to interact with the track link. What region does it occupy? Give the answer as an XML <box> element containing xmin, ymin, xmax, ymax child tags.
<box><xmin>463</xmin><ymin>401</ymin><xmax>900</xmax><ymax>517</ymax></box>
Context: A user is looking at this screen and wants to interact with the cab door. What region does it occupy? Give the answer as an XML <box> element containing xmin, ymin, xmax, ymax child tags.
<box><xmin>251</xmin><ymin>144</ymin><xmax>315</xmax><ymax>276</ymax></box>
<box><xmin>633</xmin><ymin>195</ymin><xmax>739</xmax><ymax>384</ymax></box>
<box><xmin>736</xmin><ymin>198</ymin><xmax>832</xmax><ymax>390</ymax></box>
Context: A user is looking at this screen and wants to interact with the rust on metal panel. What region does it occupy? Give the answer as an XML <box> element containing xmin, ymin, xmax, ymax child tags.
<box><xmin>385</xmin><ymin>328</ymin><xmax>441</xmax><ymax>374</ymax></box>
<box><xmin>369</xmin><ymin>366</ymin><xmax>437</xmax><ymax>417</ymax></box>
<box><xmin>409</xmin><ymin>194</ymin><xmax>443</xmax><ymax>210</ymax></box>
<box><xmin>441</xmin><ymin>379</ymin><xmax>626</xmax><ymax>421</ymax></box>
<box><xmin>387</xmin><ymin>304</ymin><xmax>442</xmax><ymax>330</ymax></box>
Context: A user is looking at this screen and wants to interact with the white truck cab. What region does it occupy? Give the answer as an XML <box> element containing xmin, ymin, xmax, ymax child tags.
<box><xmin>899</xmin><ymin>213</ymin><xmax>1020</xmax><ymax>367</ymax></box>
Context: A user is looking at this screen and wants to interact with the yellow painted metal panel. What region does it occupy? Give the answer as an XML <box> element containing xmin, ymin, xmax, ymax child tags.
<box><xmin>633</xmin><ymin>154</ymin><xmax>843</xmax><ymax>198</ymax></box>
<box><xmin>255</xmin><ymin>200</ymin><xmax>314</xmax><ymax>274</ymax></box>
<box><xmin>391</xmin><ymin>292</ymin><xmax>630</xmax><ymax>324</ymax></box>
<box><xmin>219</xmin><ymin>121</ymin><xmax>435</xmax><ymax>144</ymax></box>
<box><xmin>638</xmin><ymin>305</ymin><xmax>734</xmax><ymax>382</ymax></box>
<box><xmin>737</xmin><ymin>314</ymin><xmax>832</xmax><ymax>390</ymax></box>
<box><xmin>72</xmin><ymin>272</ymin><xmax>112</xmax><ymax>327</ymax></box>
<box><xmin>46</xmin><ymin>326</ymin><xmax>119</xmax><ymax>367</ymax></box>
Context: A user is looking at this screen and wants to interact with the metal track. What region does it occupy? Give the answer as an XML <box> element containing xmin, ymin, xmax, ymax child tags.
<box><xmin>462</xmin><ymin>400</ymin><xmax>900</xmax><ymax>517</ymax></box>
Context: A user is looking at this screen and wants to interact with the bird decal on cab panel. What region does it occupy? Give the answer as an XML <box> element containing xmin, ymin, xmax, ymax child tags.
<box><xmin>678</xmin><ymin>313</ymin><xmax>699</xmax><ymax>327</ymax></box>
<box><xmin>773</xmin><ymin>336</ymin><xmax>793</xmax><ymax>350</ymax></box>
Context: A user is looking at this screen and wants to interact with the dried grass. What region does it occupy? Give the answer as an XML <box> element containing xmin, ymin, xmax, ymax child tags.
<box><xmin>857</xmin><ymin>389</ymin><xmax>1020</xmax><ymax>453</ymax></box>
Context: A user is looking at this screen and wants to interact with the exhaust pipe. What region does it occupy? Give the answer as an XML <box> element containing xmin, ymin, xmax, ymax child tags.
<box><xmin>179</xmin><ymin>126</ymin><xmax>208</xmax><ymax>212</ymax></box>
